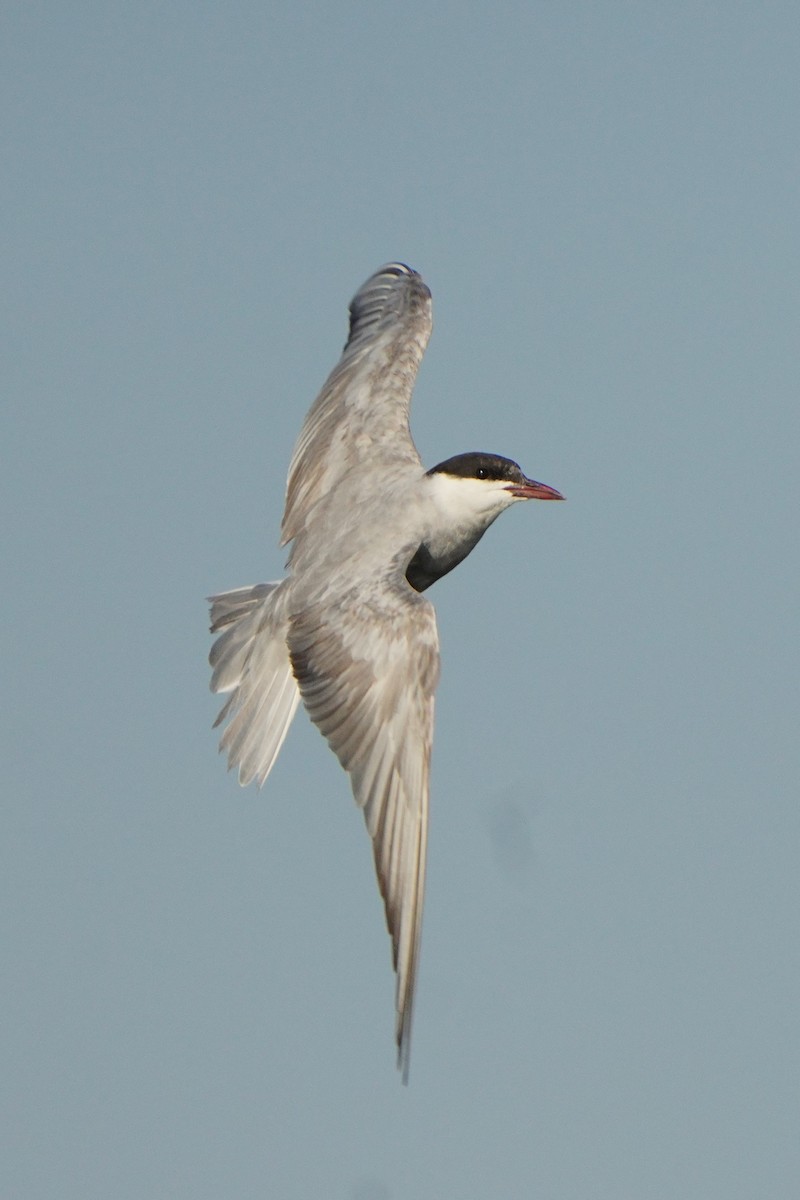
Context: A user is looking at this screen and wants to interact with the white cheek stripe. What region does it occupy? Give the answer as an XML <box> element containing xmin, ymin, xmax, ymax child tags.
<box><xmin>426</xmin><ymin>472</ymin><xmax>513</xmax><ymax>522</ymax></box>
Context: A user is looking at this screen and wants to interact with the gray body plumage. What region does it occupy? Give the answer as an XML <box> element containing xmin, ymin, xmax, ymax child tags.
<box><xmin>208</xmin><ymin>263</ymin><xmax>562</xmax><ymax>1081</ymax></box>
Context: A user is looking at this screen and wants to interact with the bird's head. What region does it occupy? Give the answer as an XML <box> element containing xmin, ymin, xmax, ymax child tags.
<box><xmin>427</xmin><ymin>452</ymin><xmax>564</xmax><ymax>524</ymax></box>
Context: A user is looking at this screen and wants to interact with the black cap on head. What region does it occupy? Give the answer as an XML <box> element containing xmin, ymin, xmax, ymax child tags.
<box><xmin>427</xmin><ymin>452</ymin><xmax>525</xmax><ymax>484</ymax></box>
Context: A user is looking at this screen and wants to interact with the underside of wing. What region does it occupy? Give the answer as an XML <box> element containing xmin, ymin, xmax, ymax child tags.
<box><xmin>287</xmin><ymin>582</ymin><xmax>440</xmax><ymax>1081</ymax></box>
<box><xmin>281</xmin><ymin>264</ymin><xmax>432</xmax><ymax>545</ymax></box>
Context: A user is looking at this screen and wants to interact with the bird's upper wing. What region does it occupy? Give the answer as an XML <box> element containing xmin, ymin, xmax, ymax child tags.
<box><xmin>281</xmin><ymin>263</ymin><xmax>432</xmax><ymax>545</ymax></box>
<box><xmin>288</xmin><ymin>578</ymin><xmax>440</xmax><ymax>1081</ymax></box>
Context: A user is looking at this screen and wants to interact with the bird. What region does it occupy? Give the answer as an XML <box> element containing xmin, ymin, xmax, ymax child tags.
<box><xmin>208</xmin><ymin>262</ymin><xmax>563</xmax><ymax>1082</ymax></box>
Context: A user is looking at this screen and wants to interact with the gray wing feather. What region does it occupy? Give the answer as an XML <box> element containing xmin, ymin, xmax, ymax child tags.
<box><xmin>288</xmin><ymin>583</ymin><xmax>440</xmax><ymax>1082</ymax></box>
<box><xmin>281</xmin><ymin>264</ymin><xmax>432</xmax><ymax>545</ymax></box>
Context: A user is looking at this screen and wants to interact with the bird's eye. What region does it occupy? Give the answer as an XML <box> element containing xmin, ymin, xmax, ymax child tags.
<box><xmin>476</xmin><ymin>467</ymin><xmax>488</xmax><ymax>480</ymax></box>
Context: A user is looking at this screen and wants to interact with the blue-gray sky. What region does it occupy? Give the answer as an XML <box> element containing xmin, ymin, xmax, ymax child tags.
<box><xmin>4</xmin><ymin>4</ymin><xmax>799</xmax><ymax>1197</ymax></box>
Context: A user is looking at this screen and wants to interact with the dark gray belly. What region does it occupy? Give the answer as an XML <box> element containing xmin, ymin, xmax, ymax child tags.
<box><xmin>405</xmin><ymin>531</ymin><xmax>485</xmax><ymax>592</ymax></box>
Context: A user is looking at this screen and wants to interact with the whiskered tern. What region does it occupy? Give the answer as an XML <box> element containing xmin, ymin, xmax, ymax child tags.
<box><xmin>208</xmin><ymin>263</ymin><xmax>563</xmax><ymax>1081</ymax></box>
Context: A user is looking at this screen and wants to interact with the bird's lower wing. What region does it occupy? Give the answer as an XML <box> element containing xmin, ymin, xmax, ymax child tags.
<box><xmin>288</xmin><ymin>583</ymin><xmax>440</xmax><ymax>1081</ymax></box>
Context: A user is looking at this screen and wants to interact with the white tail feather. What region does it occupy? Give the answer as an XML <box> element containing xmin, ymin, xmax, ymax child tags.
<box><xmin>208</xmin><ymin>582</ymin><xmax>300</xmax><ymax>787</ymax></box>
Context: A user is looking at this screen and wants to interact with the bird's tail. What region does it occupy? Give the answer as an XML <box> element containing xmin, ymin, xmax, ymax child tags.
<box><xmin>208</xmin><ymin>582</ymin><xmax>300</xmax><ymax>787</ymax></box>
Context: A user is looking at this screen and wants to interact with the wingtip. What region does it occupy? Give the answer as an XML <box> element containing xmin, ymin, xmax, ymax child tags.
<box><xmin>397</xmin><ymin>1043</ymin><xmax>411</xmax><ymax>1086</ymax></box>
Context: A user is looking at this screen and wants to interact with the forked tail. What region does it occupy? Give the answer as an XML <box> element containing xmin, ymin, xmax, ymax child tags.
<box><xmin>208</xmin><ymin>582</ymin><xmax>300</xmax><ymax>786</ymax></box>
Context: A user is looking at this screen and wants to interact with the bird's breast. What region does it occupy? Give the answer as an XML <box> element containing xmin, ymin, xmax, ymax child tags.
<box><xmin>404</xmin><ymin>525</ymin><xmax>488</xmax><ymax>592</ymax></box>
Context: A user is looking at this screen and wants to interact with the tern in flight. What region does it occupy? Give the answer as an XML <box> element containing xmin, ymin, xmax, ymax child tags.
<box><xmin>208</xmin><ymin>263</ymin><xmax>563</xmax><ymax>1081</ymax></box>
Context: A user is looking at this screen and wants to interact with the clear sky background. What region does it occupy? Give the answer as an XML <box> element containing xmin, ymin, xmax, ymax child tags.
<box><xmin>3</xmin><ymin>4</ymin><xmax>799</xmax><ymax>1197</ymax></box>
